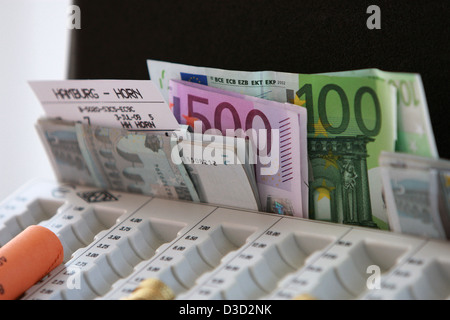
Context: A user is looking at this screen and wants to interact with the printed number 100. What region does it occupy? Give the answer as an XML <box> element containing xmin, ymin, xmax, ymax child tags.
<box><xmin>296</xmin><ymin>83</ymin><xmax>382</xmax><ymax>137</ymax></box>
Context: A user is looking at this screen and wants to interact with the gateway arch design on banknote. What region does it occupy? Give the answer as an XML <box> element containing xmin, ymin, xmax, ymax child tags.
<box><xmin>308</xmin><ymin>136</ymin><xmax>378</xmax><ymax>228</ymax></box>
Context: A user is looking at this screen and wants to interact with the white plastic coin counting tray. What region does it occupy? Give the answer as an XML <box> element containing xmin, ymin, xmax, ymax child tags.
<box><xmin>0</xmin><ymin>179</ymin><xmax>449</xmax><ymax>300</ymax></box>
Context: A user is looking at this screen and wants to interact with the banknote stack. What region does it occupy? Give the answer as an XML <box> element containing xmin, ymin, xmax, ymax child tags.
<box><xmin>30</xmin><ymin>59</ymin><xmax>448</xmax><ymax>239</ymax></box>
<box><xmin>380</xmin><ymin>152</ymin><xmax>450</xmax><ymax>240</ymax></box>
<box><xmin>35</xmin><ymin>117</ymin><xmax>262</xmax><ymax>211</ymax></box>
<box><xmin>36</xmin><ymin>118</ymin><xmax>199</xmax><ymax>202</ymax></box>
<box><xmin>146</xmin><ymin>59</ymin><xmax>446</xmax><ymax>235</ymax></box>
<box><xmin>168</xmin><ymin>79</ymin><xmax>308</xmax><ymax>217</ymax></box>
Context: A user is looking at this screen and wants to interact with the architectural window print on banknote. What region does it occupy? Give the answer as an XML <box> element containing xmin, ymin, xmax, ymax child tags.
<box><xmin>147</xmin><ymin>60</ymin><xmax>428</xmax><ymax>229</ymax></box>
<box><xmin>297</xmin><ymin>74</ymin><xmax>396</xmax><ymax>229</ymax></box>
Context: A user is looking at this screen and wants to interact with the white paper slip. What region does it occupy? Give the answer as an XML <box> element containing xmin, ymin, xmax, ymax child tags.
<box><xmin>29</xmin><ymin>80</ymin><xmax>180</xmax><ymax>131</ymax></box>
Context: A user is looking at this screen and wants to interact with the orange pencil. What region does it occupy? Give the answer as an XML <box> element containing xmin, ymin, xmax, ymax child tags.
<box><xmin>0</xmin><ymin>225</ymin><xmax>64</xmax><ymax>300</ymax></box>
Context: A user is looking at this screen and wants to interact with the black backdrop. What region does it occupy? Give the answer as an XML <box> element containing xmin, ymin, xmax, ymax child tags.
<box><xmin>69</xmin><ymin>0</ymin><xmax>449</xmax><ymax>159</ymax></box>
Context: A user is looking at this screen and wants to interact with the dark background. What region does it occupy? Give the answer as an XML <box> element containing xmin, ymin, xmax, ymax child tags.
<box><xmin>69</xmin><ymin>0</ymin><xmax>449</xmax><ymax>159</ymax></box>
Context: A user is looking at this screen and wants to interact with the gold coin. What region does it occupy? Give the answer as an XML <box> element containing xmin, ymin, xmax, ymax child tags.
<box><xmin>121</xmin><ymin>278</ymin><xmax>175</xmax><ymax>300</ymax></box>
<box><xmin>293</xmin><ymin>293</ymin><xmax>318</xmax><ymax>300</ymax></box>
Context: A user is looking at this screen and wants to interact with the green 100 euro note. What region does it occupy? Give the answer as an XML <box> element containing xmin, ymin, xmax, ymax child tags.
<box><xmin>148</xmin><ymin>60</ymin><xmax>397</xmax><ymax>229</ymax></box>
<box><xmin>322</xmin><ymin>69</ymin><xmax>438</xmax><ymax>158</ymax></box>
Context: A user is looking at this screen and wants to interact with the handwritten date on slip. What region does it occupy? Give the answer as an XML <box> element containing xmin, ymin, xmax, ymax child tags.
<box><xmin>29</xmin><ymin>80</ymin><xmax>181</xmax><ymax>131</ymax></box>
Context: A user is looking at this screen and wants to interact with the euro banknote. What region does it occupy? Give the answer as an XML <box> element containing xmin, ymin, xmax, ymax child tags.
<box><xmin>36</xmin><ymin>118</ymin><xmax>97</xmax><ymax>186</ymax></box>
<box><xmin>431</xmin><ymin>169</ymin><xmax>450</xmax><ymax>238</ymax></box>
<box><xmin>322</xmin><ymin>69</ymin><xmax>438</xmax><ymax>158</ymax></box>
<box><xmin>149</xmin><ymin>60</ymin><xmax>436</xmax><ymax>160</ymax></box>
<box><xmin>36</xmin><ymin>118</ymin><xmax>200</xmax><ymax>202</ymax></box>
<box><xmin>380</xmin><ymin>151</ymin><xmax>450</xmax><ymax>239</ymax></box>
<box><xmin>174</xmin><ymin>132</ymin><xmax>261</xmax><ymax>211</ymax></box>
<box><xmin>169</xmin><ymin>79</ymin><xmax>308</xmax><ymax>217</ymax></box>
<box><xmin>148</xmin><ymin>60</ymin><xmax>397</xmax><ymax>228</ymax></box>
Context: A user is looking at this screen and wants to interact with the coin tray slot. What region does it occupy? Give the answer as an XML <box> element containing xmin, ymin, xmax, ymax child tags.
<box><xmin>278</xmin><ymin>232</ymin><xmax>337</xmax><ymax>269</ymax></box>
<box><xmin>0</xmin><ymin>198</ymin><xmax>65</xmax><ymax>246</ymax></box>
<box><xmin>87</xmin><ymin>206</ymin><xmax>125</xmax><ymax>231</ymax></box>
<box><xmin>20</xmin><ymin>198</ymin><xmax>64</xmax><ymax>227</ymax></box>
<box><xmin>313</xmin><ymin>268</ymin><xmax>355</xmax><ymax>300</ymax></box>
<box><xmin>24</xmin><ymin>199</ymin><xmax>65</xmax><ymax>225</ymax></box>
<box><xmin>198</xmin><ymin>223</ymin><xmax>255</xmax><ymax>267</ymax></box>
<box><xmin>409</xmin><ymin>260</ymin><xmax>450</xmax><ymax>300</ymax></box>
<box><xmin>335</xmin><ymin>240</ymin><xmax>408</xmax><ymax>297</ymax></box>
<box><xmin>145</xmin><ymin>217</ymin><xmax>187</xmax><ymax>243</ymax></box>
<box><xmin>224</xmin><ymin>268</ymin><xmax>268</xmax><ymax>300</ymax></box>
<box><xmin>220</xmin><ymin>223</ymin><xmax>257</xmax><ymax>249</ymax></box>
<box><xmin>121</xmin><ymin>217</ymin><xmax>187</xmax><ymax>264</ymax></box>
<box><xmin>53</xmin><ymin>206</ymin><xmax>125</xmax><ymax>261</ymax></box>
<box><xmin>74</xmin><ymin>207</ymin><xmax>125</xmax><ymax>244</ymax></box>
<box><xmin>170</xmin><ymin>223</ymin><xmax>256</xmax><ymax>292</ymax></box>
<box><xmin>103</xmin><ymin>218</ymin><xmax>187</xmax><ymax>281</ymax></box>
<box><xmin>247</xmin><ymin>232</ymin><xmax>336</xmax><ymax>297</ymax></box>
